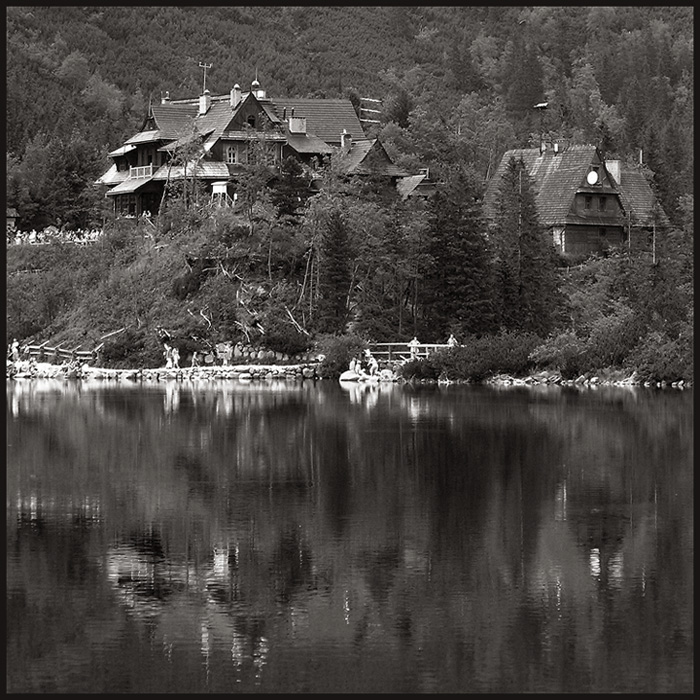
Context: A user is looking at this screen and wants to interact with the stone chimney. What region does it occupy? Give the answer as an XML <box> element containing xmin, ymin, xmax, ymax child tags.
<box><xmin>606</xmin><ymin>159</ymin><xmax>621</xmax><ymax>185</ymax></box>
<box><xmin>288</xmin><ymin>115</ymin><xmax>307</xmax><ymax>134</ymax></box>
<box><xmin>199</xmin><ymin>89</ymin><xmax>211</xmax><ymax>115</ymax></box>
<box><xmin>341</xmin><ymin>129</ymin><xmax>352</xmax><ymax>152</ymax></box>
<box><xmin>230</xmin><ymin>84</ymin><xmax>242</xmax><ymax>108</ymax></box>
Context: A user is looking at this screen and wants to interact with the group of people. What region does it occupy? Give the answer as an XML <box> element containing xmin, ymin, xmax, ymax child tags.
<box><xmin>407</xmin><ymin>334</ymin><xmax>458</xmax><ymax>360</ymax></box>
<box><xmin>349</xmin><ymin>349</ymin><xmax>379</xmax><ymax>377</ymax></box>
<box><xmin>7</xmin><ymin>227</ymin><xmax>103</xmax><ymax>246</ymax></box>
<box><xmin>163</xmin><ymin>342</ymin><xmax>180</xmax><ymax>369</ymax></box>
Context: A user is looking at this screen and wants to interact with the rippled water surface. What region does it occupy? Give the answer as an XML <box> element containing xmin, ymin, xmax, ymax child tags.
<box><xmin>6</xmin><ymin>378</ymin><xmax>693</xmax><ymax>693</ymax></box>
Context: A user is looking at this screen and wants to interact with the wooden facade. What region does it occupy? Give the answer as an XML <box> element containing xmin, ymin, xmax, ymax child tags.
<box><xmin>483</xmin><ymin>144</ymin><xmax>667</xmax><ymax>258</ymax></box>
<box><xmin>97</xmin><ymin>79</ymin><xmax>409</xmax><ymax>218</ymax></box>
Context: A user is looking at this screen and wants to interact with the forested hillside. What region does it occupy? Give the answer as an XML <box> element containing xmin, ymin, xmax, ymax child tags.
<box><xmin>6</xmin><ymin>5</ymin><xmax>693</xmax><ymax>229</ymax></box>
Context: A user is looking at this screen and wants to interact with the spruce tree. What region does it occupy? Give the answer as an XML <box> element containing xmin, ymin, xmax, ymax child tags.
<box><xmin>490</xmin><ymin>157</ymin><xmax>560</xmax><ymax>336</ymax></box>
<box><xmin>315</xmin><ymin>208</ymin><xmax>352</xmax><ymax>334</ymax></box>
<box><xmin>420</xmin><ymin>166</ymin><xmax>496</xmax><ymax>340</ymax></box>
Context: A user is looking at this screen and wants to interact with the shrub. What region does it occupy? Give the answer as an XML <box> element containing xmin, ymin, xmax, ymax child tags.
<box><xmin>262</xmin><ymin>313</ymin><xmax>312</xmax><ymax>356</ymax></box>
<box><xmin>584</xmin><ymin>304</ymin><xmax>642</xmax><ymax>369</ymax></box>
<box><xmin>100</xmin><ymin>328</ymin><xmax>163</xmax><ymax>368</ymax></box>
<box><xmin>315</xmin><ymin>333</ymin><xmax>366</xmax><ymax>378</ymax></box>
<box><xmin>399</xmin><ymin>357</ymin><xmax>441</xmax><ymax>380</ymax></box>
<box><xmin>627</xmin><ymin>330</ymin><xmax>693</xmax><ymax>382</ymax></box>
<box><xmin>399</xmin><ymin>331</ymin><xmax>543</xmax><ymax>382</ymax></box>
<box><xmin>435</xmin><ymin>331</ymin><xmax>542</xmax><ymax>381</ymax></box>
<box><xmin>529</xmin><ymin>331</ymin><xmax>588</xmax><ymax>379</ymax></box>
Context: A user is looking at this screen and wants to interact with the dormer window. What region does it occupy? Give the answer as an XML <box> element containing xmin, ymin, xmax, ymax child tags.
<box><xmin>599</xmin><ymin>196</ymin><xmax>607</xmax><ymax>211</ymax></box>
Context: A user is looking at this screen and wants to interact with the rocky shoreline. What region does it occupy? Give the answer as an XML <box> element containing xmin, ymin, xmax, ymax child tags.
<box><xmin>6</xmin><ymin>360</ymin><xmax>322</xmax><ymax>382</ymax></box>
<box><xmin>6</xmin><ymin>361</ymin><xmax>691</xmax><ymax>389</ymax></box>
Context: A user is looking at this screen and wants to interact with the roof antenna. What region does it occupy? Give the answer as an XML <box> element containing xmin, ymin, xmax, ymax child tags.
<box><xmin>199</xmin><ymin>61</ymin><xmax>212</xmax><ymax>93</ymax></box>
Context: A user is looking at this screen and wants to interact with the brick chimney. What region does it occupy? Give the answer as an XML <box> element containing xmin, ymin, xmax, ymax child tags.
<box><xmin>230</xmin><ymin>84</ymin><xmax>242</xmax><ymax>108</ymax></box>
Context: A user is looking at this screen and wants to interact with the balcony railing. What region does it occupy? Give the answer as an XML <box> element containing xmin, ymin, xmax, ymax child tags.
<box><xmin>129</xmin><ymin>165</ymin><xmax>153</xmax><ymax>179</ymax></box>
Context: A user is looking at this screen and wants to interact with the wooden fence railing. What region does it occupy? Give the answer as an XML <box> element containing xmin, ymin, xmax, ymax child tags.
<box><xmin>368</xmin><ymin>342</ymin><xmax>452</xmax><ymax>363</ymax></box>
<box><xmin>17</xmin><ymin>342</ymin><xmax>102</xmax><ymax>365</ymax></box>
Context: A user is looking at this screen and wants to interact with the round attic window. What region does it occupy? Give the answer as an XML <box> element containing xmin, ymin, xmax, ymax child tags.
<box><xmin>586</xmin><ymin>170</ymin><xmax>599</xmax><ymax>185</ymax></box>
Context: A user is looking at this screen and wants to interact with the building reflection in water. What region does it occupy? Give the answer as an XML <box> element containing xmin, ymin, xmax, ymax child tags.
<box><xmin>6</xmin><ymin>379</ymin><xmax>693</xmax><ymax>692</ymax></box>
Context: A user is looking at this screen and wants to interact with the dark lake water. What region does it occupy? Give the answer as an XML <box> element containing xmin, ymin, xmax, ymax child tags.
<box><xmin>6</xmin><ymin>377</ymin><xmax>693</xmax><ymax>693</ymax></box>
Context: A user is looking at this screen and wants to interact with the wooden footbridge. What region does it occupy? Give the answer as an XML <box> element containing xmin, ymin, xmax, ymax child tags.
<box><xmin>367</xmin><ymin>342</ymin><xmax>453</xmax><ymax>364</ymax></box>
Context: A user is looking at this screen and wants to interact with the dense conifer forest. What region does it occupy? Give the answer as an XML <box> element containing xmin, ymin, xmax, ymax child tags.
<box><xmin>5</xmin><ymin>6</ymin><xmax>694</xmax><ymax>382</ymax></box>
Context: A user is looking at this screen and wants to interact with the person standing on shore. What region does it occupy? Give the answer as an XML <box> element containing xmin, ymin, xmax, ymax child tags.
<box><xmin>164</xmin><ymin>342</ymin><xmax>173</xmax><ymax>368</ymax></box>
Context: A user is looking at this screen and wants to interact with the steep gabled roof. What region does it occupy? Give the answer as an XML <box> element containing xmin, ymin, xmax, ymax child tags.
<box><xmin>484</xmin><ymin>145</ymin><xmax>609</xmax><ymax>226</ymax></box>
<box><xmin>149</xmin><ymin>103</ymin><xmax>199</xmax><ymax>138</ymax></box>
<box><xmin>339</xmin><ymin>139</ymin><xmax>408</xmax><ymax>177</ymax></box>
<box><xmin>270</xmin><ymin>98</ymin><xmax>365</xmax><ymax>144</ymax></box>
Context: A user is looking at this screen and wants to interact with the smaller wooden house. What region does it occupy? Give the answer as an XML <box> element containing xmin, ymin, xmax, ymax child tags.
<box><xmin>483</xmin><ymin>143</ymin><xmax>668</xmax><ymax>257</ymax></box>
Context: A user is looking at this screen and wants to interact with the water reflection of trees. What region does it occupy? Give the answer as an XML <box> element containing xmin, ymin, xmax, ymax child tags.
<box><xmin>6</xmin><ymin>381</ymin><xmax>693</xmax><ymax>692</ymax></box>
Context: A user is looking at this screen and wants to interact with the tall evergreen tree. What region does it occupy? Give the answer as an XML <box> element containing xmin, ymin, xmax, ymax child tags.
<box><xmin>490</xmin><ymin>157</ymin><xmax>560</xmax><ymax>336</ymax></box>
<box><xmin>420</xmin><ymin>166</ymin><xmax>496</xmax><ymax>340</ymax></box>
<box><xmin>315</xmin><ymin>208</ymin><xmax>352</xmax><ymax>334</ymax></box>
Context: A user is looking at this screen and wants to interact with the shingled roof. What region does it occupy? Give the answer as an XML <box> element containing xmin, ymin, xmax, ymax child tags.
<box><xmin>339</xmin><ymin>139</ymin><xmax>408</xmax><ymax>178</ymax></box>
<box><xmin>285</xmin><ymin>131</ymin><xmax>333</xmax><ymax>155</ymax></box>
<box><xmin>483</xmin><ymin>144</ymin><xmax>667</xmax><ymax>230</ymax></box>
<box><xmin>270</xmin><ymin>98</ymin><xmax>365</xmax><ymax>145</ymax></box>
<box><xmin>484</xmin><ymin>145</ymin><xmax>612</xmax><ymax>227</ymax></box>
<box><xmin>614</xmin><ymin>168</ymin><xmax>669</xmax><ymax>227</ymax></box>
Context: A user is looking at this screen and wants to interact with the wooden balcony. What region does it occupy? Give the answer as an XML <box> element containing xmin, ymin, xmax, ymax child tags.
<box><xmin>129</xmin><ymin>165</ymin><xmax>154</xmax><ymax>179</ymax></box>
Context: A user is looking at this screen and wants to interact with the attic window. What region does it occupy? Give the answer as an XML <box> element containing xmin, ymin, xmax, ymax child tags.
<box><xmin>584</xmin><ymin>196</ymin><xmax>593</xmax><ymax>210</ymax></box>
<box><xmin>247</xmin><ymin>115</ymin><xmax>256</xmax><ymax>128</ymax></box>
<box><xmin>586</xmin><ymin>166</ymin><xmax>601</xmax><ymax>186</ymax></box>
<box><xmin>599</xmin><ymin>196</ymin><xmax>607</xmax><ymax>211</ymax></box>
